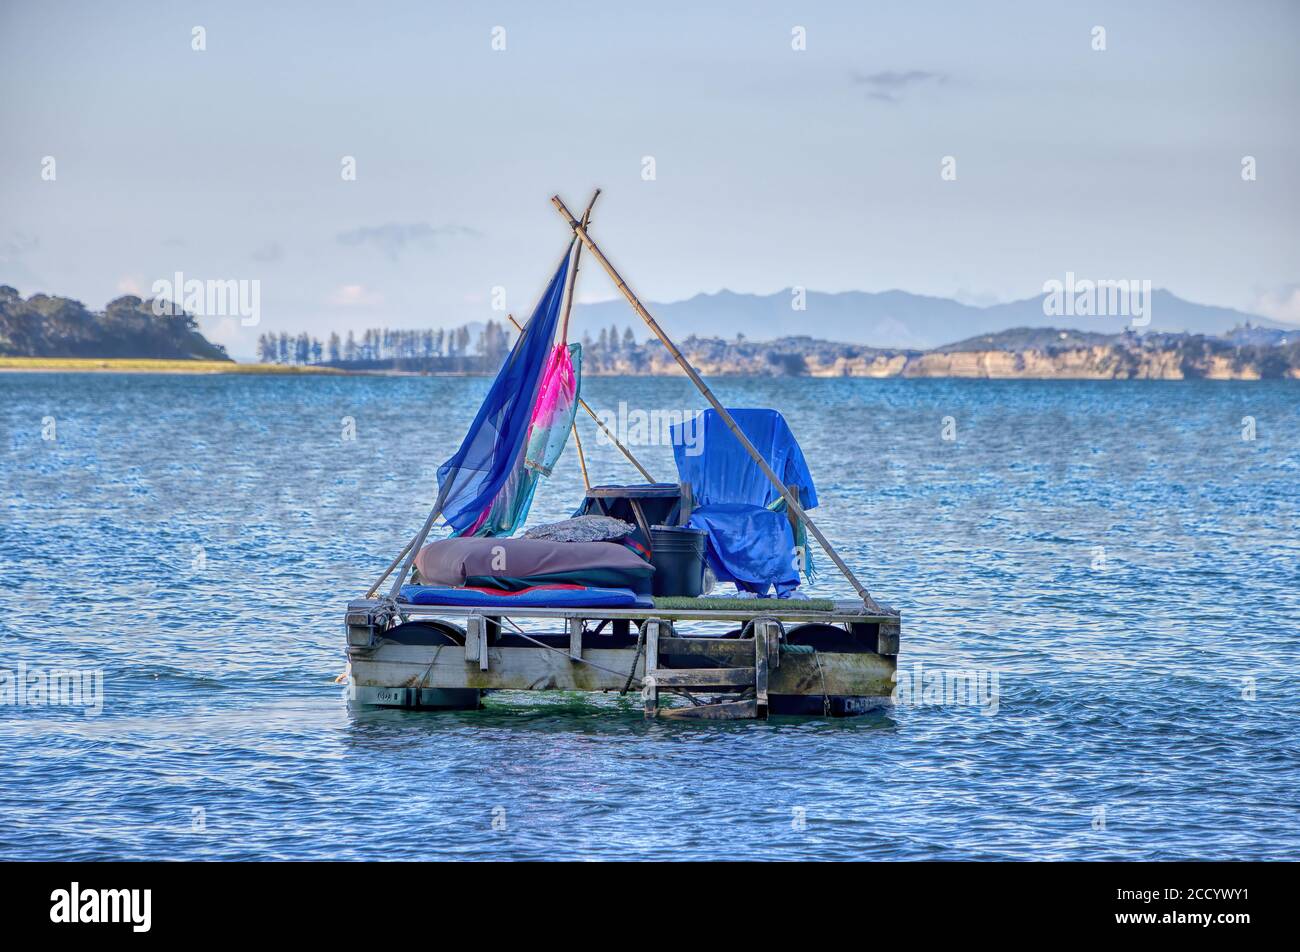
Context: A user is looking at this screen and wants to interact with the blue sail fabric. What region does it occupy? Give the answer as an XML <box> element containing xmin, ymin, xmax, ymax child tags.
<box><xmin>437</xmin><ymin>246</ymin><xmax>572</xmax><ymax>535</ymax></box>
<box><xmin>670</xmin><ymin>409</ymin><xmax>817</xmax><ymax>597</ymax></box>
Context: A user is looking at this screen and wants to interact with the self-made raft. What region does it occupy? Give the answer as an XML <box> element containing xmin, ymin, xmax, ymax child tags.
<box><xmin>342</xmin><ymin>191</ymin><xmax>901</xmax><ymax>720</ymax></box>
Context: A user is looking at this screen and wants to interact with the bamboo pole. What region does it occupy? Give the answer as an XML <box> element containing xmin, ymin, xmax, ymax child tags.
<box><xmin>551</xmin><ymin>193</ymin><xmax>882</xmax><ymax>612</ymax></box>
<box><xmin>560</xmin><ymin>192</ymin><xmax>598</xmax><ymax>492</ymax></box>
<box><xmin>366</xmin><ymin>532</ymin><xmax>416</xmax><ymax>598</ymax></box>
<box><xmin>573</xmin><ymin>425</ymin><xmax>591</xmax><ymax>490</ymax></box>
<box><xmin>560</xmin><ymin>190</ymin><xmax>600</xmax><ymax>343</ymax></box>
<box><xmin>385</xmin><ymin>495</ymin><xmax>446</xmax><ymax>599</ymax></box>
<box><xmin>506</xmin><ymin>313</ymin><xmax>656</xmax><ymax>483</ymax></box>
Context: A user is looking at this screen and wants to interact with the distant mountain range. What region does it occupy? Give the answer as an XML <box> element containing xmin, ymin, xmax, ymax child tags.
<box><xmin>4</xmin><ymin>285</ymin><xmax>1296</xmax><ymax>383</ymax></box>
<box><xmin>576</xmin><ymin>288</ymin><xmax>1289</xmax><ymax>350</ymax></box>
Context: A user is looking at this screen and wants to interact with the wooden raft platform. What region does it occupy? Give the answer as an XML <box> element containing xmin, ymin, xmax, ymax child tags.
<box><xmin>344</xmin><ymin>598</ymin><xmax>901</xmax><ymax>719</ymax></box>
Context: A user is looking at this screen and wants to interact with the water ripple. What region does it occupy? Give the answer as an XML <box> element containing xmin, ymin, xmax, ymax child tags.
<box><xmin>1</xmin><ymin>374</ymin><xmax>1297</xmax><ymax>859</ymax></box>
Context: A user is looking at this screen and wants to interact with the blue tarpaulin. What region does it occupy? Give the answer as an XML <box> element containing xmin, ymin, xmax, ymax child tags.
<box><xmin>684</xmin><ymin>504</ymin><xmax>800</xmax><ymax>595</ymax></box>
<box><xmin>670</xmin><ymin>409</ymin><xmax>818</xmax><ymax>597</ymax></box>
<box><xmin>436</xmin><ymin>246</ymin><xmax>573</xmax><ymax>534</ymax></box>
<box><xmin>672</xmin><ymin>408</ymin><xmax>817</xmax><ymax>509</ymax></box>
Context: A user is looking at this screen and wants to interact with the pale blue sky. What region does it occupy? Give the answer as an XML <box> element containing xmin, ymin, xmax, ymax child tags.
<box><xmin>2</xmin><ymin>0</ymin><xmax>1297</xmax><ymax>355</ymax></box>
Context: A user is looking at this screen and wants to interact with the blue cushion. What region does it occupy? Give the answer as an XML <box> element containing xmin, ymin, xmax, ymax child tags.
<box><xmin>399</xmin><ymin>584</ymin><xmax>652</xmax><ymax>609</ymax></box>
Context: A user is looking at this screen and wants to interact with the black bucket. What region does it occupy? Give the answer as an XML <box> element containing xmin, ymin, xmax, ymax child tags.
<box><xmin>649</xmin><ymin>525</ymin><xmax>708</xmax><ymax>597</ymax></box>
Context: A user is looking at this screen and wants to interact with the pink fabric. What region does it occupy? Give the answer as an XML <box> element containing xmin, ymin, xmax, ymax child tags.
<box><xmin>460</xmin><ymin>343</ymin><xmax>577</xmax><ymax>534</ymax></box>
<box><xmin>531</xmin><ymin>344</ymin><xmax>576</xmax><ymax>430</ymax></box>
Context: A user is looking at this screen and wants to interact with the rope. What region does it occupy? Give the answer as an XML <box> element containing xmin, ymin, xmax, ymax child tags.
<box><xmin>812</xmin><ymin>649</ymin><xmax>831</xmax><ymax>716</ymax></box>
<box><xmin>411</xmin><ymin>641</ymin><xmax>449</xmax><ymax>692</ymax></box>
<box><xmin>739</xmin><ymin>614</ymin><xmax>786</xmax><ymax>643</ymax></box>
<box><xmin>620</xmin><ymin>623</ymin><xmax>646</xmax><ymax>695</ymax></box>
<box><xmin>497</xmin><ymin>615</ymin><xmax>645</xmax><ymax>688</ymax></box>
<box><xmin>667</xmin><ymin>689</ymin><xmax>705</xmax><ymax>706</ymax></box>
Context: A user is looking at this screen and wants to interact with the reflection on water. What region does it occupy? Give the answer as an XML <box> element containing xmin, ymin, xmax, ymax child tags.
<box><xmin>1</xmin><ymin>373</ymin><xmax>1297</xmax><ymax>859</ymax></box>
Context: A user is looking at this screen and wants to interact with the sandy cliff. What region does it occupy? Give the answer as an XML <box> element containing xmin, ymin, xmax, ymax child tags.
<box><xmin>590</xmin><ymin>328</ymin><xmax>1298</xmax><ymax>380</ymax></box>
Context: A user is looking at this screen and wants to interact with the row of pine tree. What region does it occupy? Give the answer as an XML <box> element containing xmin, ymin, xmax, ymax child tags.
<box><xmin>256</xmin><ymin>321</ymin><xmax>639</xmax><ymax>366</ymax></box>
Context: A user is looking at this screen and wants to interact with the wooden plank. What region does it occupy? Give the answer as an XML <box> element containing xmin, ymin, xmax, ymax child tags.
<box><xmin>644</xmin><ymin>619</ymin><xmax>660</xmax><ymax>716</ymax></box>
<box><xmin>346</xmin><ymin>598</ymin><xmax>898</xmax><ymax>625</ymax></box>
<box><xmin>658</xmin><ymin>699</ymin><xmax>757</xmax><ymax>720</ymax></box>
<box><xmin>768</xmin><ymin>650</ymin><xmax>896</xmax><ymax>697</ymax></box>
<box><xmin>583</xmin><ymin>484</ymin><xmax>678</xmax><ymax>498</ymax></box>
<box><xmin>754</xmin><ymin>622</ymin><xmax>770</xmax><ymax>712</ymax></box>
<box><xmin>349</xmin><ymin>643</ymin><xmax>894</xmax><ymax>697</ymax></box>
<box><xmin>353</xmin><ymin>646</ymin><xmax>640</xmax><ymax>692</ymax></box>
<box><xmin>877</xmin><ymin>619</ymin><xmax>900</xmax><ymax>656</ymax></box>
<box><xmin>658</xmin><ymin>637</ymin><xmax>751</xmax><ymax>664</ymax></box>
<box><xmin>464</xmin><ymin>614</ymin><xmax>482</xmax><ymax>665</ymax></box>
<box><xmin>651</xmin><ymin>667</ymin><xmax>755</xmax><ymax>688</ymax></box>
<box><xmin>628</xmin><ymin>499</ymin><xmax>653</xmax><ymax>553</ymax></box>
<box><xmin>573</xmin><ymin>619</ymin><xmax>588</xmax><ymax>653</ymax></box>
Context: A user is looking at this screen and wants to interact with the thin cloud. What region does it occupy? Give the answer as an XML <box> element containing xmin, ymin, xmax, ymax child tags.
<box><xmin>336</xmin><ymin>222</ymin><xmax>480</xmax><ymax>261</ymax></box>
<box><xmin>1</xmin><ymin>233</ymin><xmax>39</xmax><ymax>259</ymax></box>
<box><xmin>328</xmin><ymin>283</ymin><xmax>384</xmax><ymax>308</ymax></box>
<box><xmin>251</xmin><ymin>241</ymin><xmax>284</xmax><ymax>263</ymax></box>
<box><xmin>853</xmin><ymin>69</ymin><xmax>947</xmax><ymax>104</ymax></box>
<box><xmin>1253</xmin><ymin>284</ymin><xmax>1300</xmax><ymax>327</ymax></box>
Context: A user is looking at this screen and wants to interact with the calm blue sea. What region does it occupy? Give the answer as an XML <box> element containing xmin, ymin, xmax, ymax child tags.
<box><xmin>1</xmin><ymin>373</ymin><xmax>1297</xmax><ymax>860</ymax></box>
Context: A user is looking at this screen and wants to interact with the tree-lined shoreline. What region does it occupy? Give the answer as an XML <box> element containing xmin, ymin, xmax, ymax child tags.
<box><xmin>3</xmin><ymin>287</ymin><xmax>1296</xmax><ymax>379</ymax></box>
